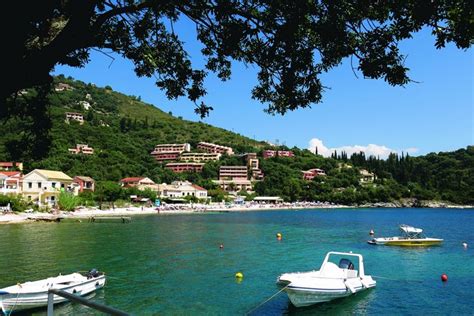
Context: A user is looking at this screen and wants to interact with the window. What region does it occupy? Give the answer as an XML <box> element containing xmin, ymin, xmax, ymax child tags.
<box><xmin>37</xmin><ymin>182</ymin><xmax>42</xmax><ymax>188</ymax></box>
<box><xmin>61</xmin><ymin>183</ymin><xmax>65</xmax><ymax>188</ymax></box>
<box><xmin>28</xmin><ymin>182</ymin><xmax>32</xmax><ymax>189</ymax></box>
<box><xmin>52</xmin><ymin>182</ymin><xmax>56</xmax><ymax>188</ymax></box>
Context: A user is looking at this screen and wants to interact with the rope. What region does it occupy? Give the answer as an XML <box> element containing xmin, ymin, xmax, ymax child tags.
<box><xmin>371</xmin><ymin>275</ymin><xmax>423</xmax><ymax>283</ymax></box>
<box><xmin>6</xmin><ymin>283</ymin><xmax>22</xmax><ymax>316</ymax></box>
<box><xmin>245</xmin><ymin>285</ymin><xmax>289</xmax><ymax>315</ymax></box>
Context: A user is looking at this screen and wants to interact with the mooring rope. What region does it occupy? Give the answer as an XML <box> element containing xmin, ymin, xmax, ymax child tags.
<box><xmin>371</xmin><ymin>275</ymin><xmax>423</xmax><ymax>283</ymax></box>
<box><xmin>6</xmin><ymin>283</ymin><xmax>22</xmax><ymax>316</ymax></box>
<box><xmin>245</xmin><ymin>285</ymin><xmax>289</xmax><ymax>315</ymax></box>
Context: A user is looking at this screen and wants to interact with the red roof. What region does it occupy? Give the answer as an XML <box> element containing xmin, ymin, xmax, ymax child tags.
<box><xmin>191</xmin><ymin>184</ymin><xmax>206</xmax><ymax>191</ymax></box>
<box><xmin>0</xmin><ymin>171</ymin><xmax>21</xmax><ymax>177</ymax></box>
<box><xmin>120</xmin><ymin>177</ymin><xmax>144</xmax><ymax>183</ymax></box>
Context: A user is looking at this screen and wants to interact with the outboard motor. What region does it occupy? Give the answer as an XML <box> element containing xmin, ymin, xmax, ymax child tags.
<box><xmin>339</xmin><ymin>258</ymin><xmax>354</xmax><ymax>270</ymax></box>
<box><xmin>86</xmin><ymin>268</ymin><xmax>100</xmax><ymax>279</ymax></box>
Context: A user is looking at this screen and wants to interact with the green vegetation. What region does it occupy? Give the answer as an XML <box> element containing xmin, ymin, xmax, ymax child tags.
<box><xmin>0</xmin><ymin>77</ymin><xmax>472</xmax><ymax>206</ymax></box>
<box><xmin>0</xmin><ymin>194</ymin><xmax>30</xmax><ymax>212</ymax></box>
<box><xmin>58</xmin><ymin>191</ymin><xmax>81</xmax><ymax>212</ymax></box>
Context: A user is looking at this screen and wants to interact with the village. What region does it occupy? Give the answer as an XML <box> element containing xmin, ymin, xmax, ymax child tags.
<box><xmin>0</xmin><ymin>137</ymin><xmax>376</xmax><ymax>213</ymax></box>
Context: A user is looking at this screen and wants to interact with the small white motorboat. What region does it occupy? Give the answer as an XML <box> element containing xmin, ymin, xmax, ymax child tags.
<box><xmin>0</xmin><ymin>269</ymin><xmax>106</xmax><ymax>314</ymax></box>
<box><xmin>277</xmin><ymin>252</ymin><xmax>376</xmax><ymax>307</ymax></box>
<box><xmin>368</xmin><ymin>224</ymin><xmax>443</xmax><ymax>246</ymax></box>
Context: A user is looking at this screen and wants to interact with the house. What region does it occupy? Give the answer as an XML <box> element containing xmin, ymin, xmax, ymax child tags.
<box><xmin>262</xmin><ymin>150</ymin><xmax>276</xmax><ymax>159</ymax></box>
<box><xmin>78</xmin><ymin>100</ymin><xmax>92</xmax><ymax>110</ymax></box>
<box><xmin>73</xmin><ymin>176</ymin><xmax>95</xmax><ymax>193</ymax></box>
<box><xmin>120</xmin><ymin>177</ymin><xmax>158</xmax><ymax>191</ymax></box>
<box><xmin>157</xmin><ymin>181</ymin><xmax>208</xmax><ymax>200</ymax></box>
<box><xmin>151</xmin><ymin>143</ymin><xmax>191</xmax><ymax>162</ymax></box>
<box><xmin>22</xmin><ymin>169</ymin><xmax>73</xmax><ymax>206</ymax></box>
<box><xmin>55</xmin><ymin>83</ymin><xmax>73</xmax><ymax>91</ymax></box>
<box><xmin>65</xmin><ymin>112</ymin><xmax>84</xmax><ymax>124</ymax></box>
<box><xmin>359</xmin><ymin>169</ymin><xmax>376</xmax><ymax>184</ymax></box>
<box><xmin>263</xmin><ymin>150</ymin><xmax>294</xmax><ymax>159</ymax></box>
<box><xmin>0</xmin><ymin>171</ymin><xmax>22</xmax><ymax>195</ymax></box>
<box><xmin>165</xmin><ymin>163</ymin><xmax>204</xmax><ymax>173</ymax></box>
<box><xmin>302</xmin><ymin>168</ymin><xmax>326</xmax><ymax>181</ymax></box>
<box><xmin>197</xmin><ymin>142</ymin><xmax>234</xmax><ymax>155</ymax></box>
<box><xmin>0</xmin><ymin>162</ymin><xmax>23</xmax><ymax>171</ymax></box>
<box><xmin>69</xmin><ymin>144</ymin><xmax>94</xmax><ymax>155</ymax></box>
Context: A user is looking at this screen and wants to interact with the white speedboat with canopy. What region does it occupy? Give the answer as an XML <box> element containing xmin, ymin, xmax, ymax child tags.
<box><xmin>368</xmin><ymin>224</ymin><xmax>443</xmax><ymax>246</ymax></box>
<box><xmin>0</xmin><ymin>269</ymin><xmax>106</xmax><ymax>314</ymax></box>
<box><xmin>277</xmin><ymin>252</ymin><xmax>376</xmax><ymax>307</ymax></box>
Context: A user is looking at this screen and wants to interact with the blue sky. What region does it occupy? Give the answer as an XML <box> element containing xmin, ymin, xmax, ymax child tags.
<box><xmin>55</xmin><ymin>21</ymin><xmax>473</xmax><ymax>158</ymax></box>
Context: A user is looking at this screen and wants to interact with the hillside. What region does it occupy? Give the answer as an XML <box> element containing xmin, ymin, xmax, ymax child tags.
<box><xmin>1</xmin><ymin>76</ymin><xmax>472</xmax><ymax>205</ymax></box>
<box><xmin>0</xmin><ymin>75</ymin><xmax>266</xmax><ymax>183</ymax></box>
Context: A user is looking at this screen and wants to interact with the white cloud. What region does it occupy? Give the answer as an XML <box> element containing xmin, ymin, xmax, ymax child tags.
<box><xmin>308</xmin><ymin>138</ymin><xmax>418</xmax><ymax>159</ymax></box>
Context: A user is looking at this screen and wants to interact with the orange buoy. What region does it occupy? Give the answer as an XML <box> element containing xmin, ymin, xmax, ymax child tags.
<box><xmin>441</xmin><ymin>273</ymin><xmax>448</xmax><ymax>282</ymax></box>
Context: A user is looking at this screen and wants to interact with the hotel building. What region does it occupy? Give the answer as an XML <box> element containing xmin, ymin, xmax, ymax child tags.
<box><xmin>151</xmin><ymin>143</ymin><xmax>191</xmax><ymax>162</ymax></box>
<box><xmin>197</xmin><ymin>142</ymin><xmax>234</xmax><ymax>155</ymax></box>
<box><xmin>179</xmin><ymin>152</ymin><xmax>221</xmax><ymax>162</ymax></box>
<box><xmin>165</xmin><ymin>163</ymin><xmax>204</xmax><ymax>173</ymax></box>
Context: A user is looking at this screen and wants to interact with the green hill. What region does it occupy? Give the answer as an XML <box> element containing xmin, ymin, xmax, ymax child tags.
<box><xmin>0</xmin><ymin>75</ymin><xmax>266</xmax><ymax>182</ymax></box>
<box><xmin>1</xmin><ymin>75</ymin><xmax>472</xmax><ymax>205</ymax></box>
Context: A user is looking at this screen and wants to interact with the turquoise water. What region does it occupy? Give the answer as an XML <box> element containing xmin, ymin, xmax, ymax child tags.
<box><xmin>0</xmin><ymin>208</ymin><xmax>473</xmax><ymax>315</ymax></box>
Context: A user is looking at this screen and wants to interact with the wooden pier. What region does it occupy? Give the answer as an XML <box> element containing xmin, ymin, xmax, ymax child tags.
<box><xmin>89</xmin><ymin>216</ymin><xmax>131</xmax><ymax>223</ymax></box>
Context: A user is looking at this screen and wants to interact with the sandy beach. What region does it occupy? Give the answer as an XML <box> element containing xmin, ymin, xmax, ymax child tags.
<box><xmin>1</xmin><ymin>200</ymin><xmax>471</xmax><ymax>225</ymax></box>
<box><xmin>0</xmin><ymin>202</ymin><xmax>349</xmax><ymax>224</ymax></box>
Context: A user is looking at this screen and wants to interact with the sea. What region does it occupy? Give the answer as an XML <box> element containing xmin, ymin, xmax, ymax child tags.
<box><xmin>0</xmin><ymin>208</ymin><xmax>472</xmax><ymax>315</ymax></box>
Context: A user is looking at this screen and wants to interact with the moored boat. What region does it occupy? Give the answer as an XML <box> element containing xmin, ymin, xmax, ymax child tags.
<box><xmin>368</xmin><ymin>224</ymin><xmax>443</xmax><ymax>246</ymax></box>
<box><xmin>0</xmin><ymin>269</ymin><xmax>106</xmax><ymax>314</ymax></box>
<box><xmin>277</xmin><ymin>252</ymin><xmax>376</xmax><ymax>307</ymax></box>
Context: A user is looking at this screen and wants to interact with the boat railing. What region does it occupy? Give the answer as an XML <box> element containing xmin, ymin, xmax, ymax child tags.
<box><xmin>47</xmin><ymin>288</ymin><xmax>129</xmax><ymax>316</ymax></box>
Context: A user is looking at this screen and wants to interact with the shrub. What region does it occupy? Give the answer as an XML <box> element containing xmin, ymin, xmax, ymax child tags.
<box><xmin>58</xmin><ymin>192</ymin><xmax>80</xmax><ymax>211</ymax></box>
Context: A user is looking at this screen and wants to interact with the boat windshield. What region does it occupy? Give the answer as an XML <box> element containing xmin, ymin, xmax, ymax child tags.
<box><xmin>326</xmin><ymin>254</ymin><xmax>359</xmax><ymax>272</ymax></box>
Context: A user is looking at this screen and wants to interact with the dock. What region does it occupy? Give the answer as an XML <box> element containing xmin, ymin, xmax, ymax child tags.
<box><xmin>89</xmin><ymin>216</ymin><xmax>131</xmax><ymax>223</ymax></box>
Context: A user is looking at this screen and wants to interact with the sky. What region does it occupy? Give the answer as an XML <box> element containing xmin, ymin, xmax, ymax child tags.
<box><xmin>54</xmin><ymin>19</ymin><xmax>473</xmax><ymax>159</ymax></box>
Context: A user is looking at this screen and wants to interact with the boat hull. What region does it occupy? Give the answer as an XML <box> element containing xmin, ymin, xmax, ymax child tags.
<box><xmin>368</xmin><ymin>237</ymin><xmax>443</xmax><ymax>247</ymax></box>
<box><xmin>0</xmin><ymin>275</ymin><xmax>106</xmax><ymax>313</ymax></box>
<box><xmin>285</xmin><ymin>286</ymin><xmax>353</xmax><ymax>307</ymax></box>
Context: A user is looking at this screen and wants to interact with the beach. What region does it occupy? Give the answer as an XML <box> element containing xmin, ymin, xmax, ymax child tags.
<box><xmin>0</xmin><ymin>201</ymin><xmax>349</xmax><ymax>224</ymax></box>
<box><xmin>1</xmin><ymin>200</ymin><xmax>471</xmax><ymax>225</ymax></box>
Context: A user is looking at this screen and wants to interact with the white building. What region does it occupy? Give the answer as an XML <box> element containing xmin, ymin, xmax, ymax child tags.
<box><xmin>158</xmin><ymin>181</ymin><xmax>207</xmax><ymax>199</ymax></box>
<box><xmin>22</xmin><ymin>169</ymin><xmax>73</xmax><ymax>206</ymax></box>
<box><xmin>0</xmin><ymin>171</ymin><xmax>22</xmax><ymax>195</ymax></box>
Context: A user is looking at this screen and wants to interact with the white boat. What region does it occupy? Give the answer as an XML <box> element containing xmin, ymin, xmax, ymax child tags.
<box><xmin>368</xmin><ymin>224</ymin><xmax>443</xmax><ymax>246</ymax></box>
<box><xmin>277</xmin><ymin>252</ymin><xmax>376</xmax><ymax>307</ymax></box>
<box><xmin>0</xmin><ymin>269</ymin><xmax>106</xmax><ymax>314</ymax></box>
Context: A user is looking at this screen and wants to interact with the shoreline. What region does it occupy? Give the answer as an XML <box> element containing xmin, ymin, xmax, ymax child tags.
<box><xmin>1</xmin><ymin>202</ymin><xmax>472</xmax><ymax>225</ymax></box>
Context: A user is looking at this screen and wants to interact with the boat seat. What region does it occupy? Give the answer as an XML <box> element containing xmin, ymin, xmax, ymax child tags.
<box><xmin>338</xmin><ymin>258</ymin><xmax>354</xmax><ymax>270</ymax></box>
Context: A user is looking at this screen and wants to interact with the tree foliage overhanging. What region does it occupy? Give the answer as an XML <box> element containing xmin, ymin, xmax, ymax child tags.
<box><xmin>2</xmin><ymin>0</ymin><xmax>473</xmax><ymax>120</ymax></box>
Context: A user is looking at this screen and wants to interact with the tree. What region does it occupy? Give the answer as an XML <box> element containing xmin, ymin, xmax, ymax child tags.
<box><xmin>2</xmin><ymin>1</ymin><xmax>472</xmax><ymax>121</ymax></box>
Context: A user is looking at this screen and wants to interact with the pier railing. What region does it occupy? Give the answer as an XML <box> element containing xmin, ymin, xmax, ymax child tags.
<box><xmin>47</xmin><ymin>288</ymin><xmax>129</xmax><ymax>316</ymax></box>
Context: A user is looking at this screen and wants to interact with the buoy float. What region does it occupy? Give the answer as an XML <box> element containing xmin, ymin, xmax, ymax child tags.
<box><xmin>441</xmin><ymin>273</ymin><xmax>448</xmax><ymax>282</ymax></box>
<box><xmin>369</xmin><ymin>229</ymin><xmax>375</xmax><ymax>236</ymax></box>
<box><xmin>235</xmin><ymin>272</ymin><xmax>243</xmax><ymax>279</ymax></box>
<box><xmin>219</xmin><ymin>244</ymin><xmax>224</xmax><ymax>249</ymax></box>
<box><xmin>462</xmin><ymin>242</ymin><xmax>468</xmax><ymax>249</ymax></box>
